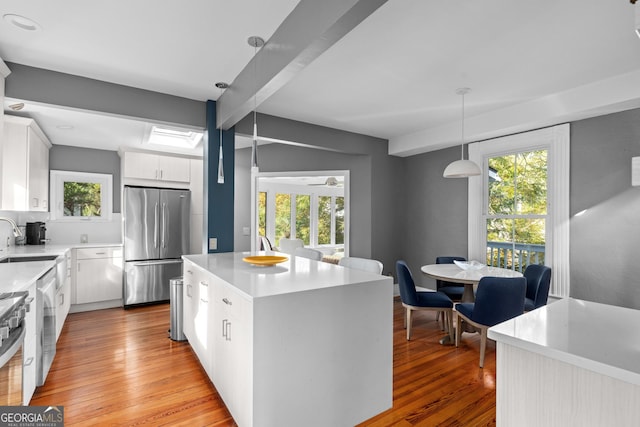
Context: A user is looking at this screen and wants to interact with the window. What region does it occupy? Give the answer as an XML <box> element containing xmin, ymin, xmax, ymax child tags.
<box><xmin>50</xmin><ymin>171</ymin><xmax>113</xmax><ymax>221</ymax></box>
<box><xmin>468</xmin><ymin>124</ymin><xmax>569</xmax><ymax>297</ymax></box>
<box><xmin>253</xmin><ymin>171</ymin><xmax>349</xmax><ymax>254</ymax></box>
<box><xmin>486</xmin><ymin>150</ymin><xmax>548</xmax><ymax>270</ymax></box>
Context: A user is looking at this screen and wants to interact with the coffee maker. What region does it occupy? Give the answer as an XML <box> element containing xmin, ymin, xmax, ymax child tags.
<box><xmin>26</xmin><ymin>222</ymin><xmax>46</xmax><ymax>245</ymax></box>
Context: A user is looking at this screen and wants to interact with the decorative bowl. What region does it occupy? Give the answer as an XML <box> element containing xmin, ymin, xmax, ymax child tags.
<box><xmin>243</xmin><ymin>255</ymin><xmax>288</xmax><ymax>266</ymax></box>
<box><xmin>453</xmin><ymin>260</ymin><xmax>485</xmax><ymax>271</ymax></box>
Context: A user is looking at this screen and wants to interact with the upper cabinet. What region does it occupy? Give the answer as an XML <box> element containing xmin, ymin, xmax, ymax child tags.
<box><xmin>1</xmin><ymin>115</ymin><xmax>51</xmax><ymax>212</ymax></box>
<box><xmin>122</xmin><ymin>151</ymin><xmax>191</xmax><ymax>186</ymax></box>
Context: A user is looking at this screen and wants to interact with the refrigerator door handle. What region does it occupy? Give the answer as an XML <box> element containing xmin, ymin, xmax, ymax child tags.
<box><xmin>154</xmin><ymin>202</ymin><xmax>159</xmax><ymax>248</ymax></box>
<box><xmin>130</xmin><ymin>259</ymin><xmax>183</xmax><ymax>267</ymax></box>
<box><xmin>162</xmin><ymin>202</ymin><xmax>167</xmax><ymax>248</ymax></box>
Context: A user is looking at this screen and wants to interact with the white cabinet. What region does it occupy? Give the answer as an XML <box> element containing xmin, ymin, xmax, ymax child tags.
<box><xmin>122</xmin><ymin>151</ymin><xmax>190</xmax><ymax>183</ymax></box>
<box><xmin>73</xmin><ymin>246</ymin><xmax>123</xmax><ymax>306</ymax></box>
<box><xmin>1</xmin><ymin>115</ymin><xmax>51</xmax><ymax>211</ymax></box>
<box><xmin>210</xmin><ymin>280</ymin><xmax>251</xmax><ymax>426</ymax></box>
<box><xmin>55</xmin><ymin>251</ymin><xmax>71</xmax><ymax>340</ymax></box>
<box><xmin>23</xmin><ymin>282</ymin><xmax>37</xmax><ymax>405</ymax></box>
<box><xmin>183</xmin><ymin>260</ymin><xmax>211</xmax><ymax>376</ymax></box>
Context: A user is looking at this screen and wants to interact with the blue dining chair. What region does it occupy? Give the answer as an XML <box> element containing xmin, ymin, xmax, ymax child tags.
<box><xmin>523</xmin><ymin>264</ymin><xmax>552</xmax><ymax>311</ymax></box>
<box><xmin>455</xmin><ymin>276</ymin><xmax>526</xmax><ymax>368</ymax></box>
<box><xmin>396</xmin><ymin>260</ymin><xmax>453</xmax><ymax>341</ymax></box>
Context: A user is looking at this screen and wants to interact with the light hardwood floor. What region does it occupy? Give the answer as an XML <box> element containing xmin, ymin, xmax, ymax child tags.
<box><xmin>31</xmin><ymin>299</ymin><xmax>496</xmax><ymax>426</ymax></box>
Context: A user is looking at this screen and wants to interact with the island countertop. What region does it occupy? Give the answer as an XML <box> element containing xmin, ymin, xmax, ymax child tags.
<box><xmin>183</xmin><ymin>251</ymin><xmax>391</xmax><ymax>299</ymax></box>
<box><xmin>488</xmin><ymin>297</ymin><xmax>640</xmax><ymax>385</ymax></box>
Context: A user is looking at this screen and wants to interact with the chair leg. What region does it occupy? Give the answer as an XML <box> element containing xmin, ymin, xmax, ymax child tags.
<box><xmin>479</xmin><ymin>327</ymin><xmax>488</xmax><ymax>368</ymax></box>
<box><xmin>406</xmin><ymin>308</ymin><xmax>413</xmax><ymax>341</ymax></box>
<box><xmin>455</xmin><ymin>313</ymin><xmax>462</xmax><ymax>347</ymax></box>
<box><xmin>403</xmin><ymin>307</ymin><xmax>407</xmax><ymax>329</ymax></box>
<box><xmin>447</xmin><ymin>309</ymin><xmax>454</xmax><ymax>342</ymax></box>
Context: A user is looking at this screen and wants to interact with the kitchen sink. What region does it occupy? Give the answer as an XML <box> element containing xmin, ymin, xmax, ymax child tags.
<box><xmin>0</xmin><ymin>255</ymin><xmax>58</xmax><ymax>263</ymax></box>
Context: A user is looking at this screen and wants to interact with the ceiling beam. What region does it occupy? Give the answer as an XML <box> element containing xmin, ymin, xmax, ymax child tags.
<box><xmin>216</xmin><ymin>0</ymin><xmax>388</xmax><ymax>130</ymax></box>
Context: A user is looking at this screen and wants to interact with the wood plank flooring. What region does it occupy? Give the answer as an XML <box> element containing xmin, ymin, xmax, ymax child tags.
<box><xmin>31</xmin><ymin>298</ymin><xmax>496</xmax><ymax>426</ymax></box>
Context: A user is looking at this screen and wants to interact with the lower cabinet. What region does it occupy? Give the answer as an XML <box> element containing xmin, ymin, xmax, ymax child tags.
<box><xmin>23</xmin><ymin>282</ymin><xmax>37</xmax><ymax>405</ymax></box>
<box><xmin>55</xmin><ymin>251</ymin><xmax>71</xmax><ymax>341</ymax></box>
<box><xmin>210</xmin><ymin>280</ymin><xmax>251</xmax><ymax>425</ymax></box>
<box><xmin>183</xmin><ymin>260</ymin><xmax>251</xmax><ymax>426</ymax></box>
<box><xmin>182</xmin><ymin>262</ymin><xmax>211</xmax><ymax>376</ymax></box>
<box><xmin>73</xmin><ymin>246</ymin><xmax>123</xmax><ymax>307</ymax></box>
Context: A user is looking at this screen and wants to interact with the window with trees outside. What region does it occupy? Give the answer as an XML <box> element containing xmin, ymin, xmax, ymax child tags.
<box><xmin>468</xmin><ymin>124</ymin><xmax>570</xmax><ymax>297</ymax></box>
<box><xmin>255</xmin><ymin>173</ymin><xmax>347</xmax><ymax>254</ymax></box>
<box><xmin>49</xmin><ymin>171</ymin><xmax>113</xmax><ymax>221</ymax></box>
<box><xmin>486</xmin><ymin>149</ymin><xmax>547</xmax><ymax>271</ymax></box>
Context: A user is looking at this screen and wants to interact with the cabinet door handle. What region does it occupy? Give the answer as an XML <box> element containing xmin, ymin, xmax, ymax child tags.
<box><xmin>226</xmin><ymin>320</ymin><xmax>231</xmax><ymax>341</ymax></box>
<box><xmin>77</xmin><ymin>263</ymin><xmax>80</xmax><ymax>272</ymax></box>
<box><xmin>32</xmin><ymin>197</ymin><xmax>39</xmax><ymax>207</ymax></box>
<box><xmin>186</xmin><ymin>284</ymin><xmax>192</xmax><ymax>298</ymax></box>
<box><xmin>59</xmin><ymin>294</ymin><xmax>64</xmax><ymax>306</ymax></box>
<box><xmin>160</xmin><ymin>170</ymin><xmax>164</xmax><ymax>179</ymax></box>
<box><xmin>222</xmin><ymin>297</ymin><xmax>232</xmax><ymax>306</ymax></box>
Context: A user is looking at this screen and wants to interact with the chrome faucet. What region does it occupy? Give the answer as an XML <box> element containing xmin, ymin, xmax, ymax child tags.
<box><xmin>0</xmin><ymin>217</ymin><xmax>23</xmax><ymax>238</ymax></box>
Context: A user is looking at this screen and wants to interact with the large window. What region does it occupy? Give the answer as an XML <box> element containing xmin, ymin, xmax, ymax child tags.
<box><xmin>469</xmin><ymin>124</ymin><xmax>569</xmax><ymax>297</ymax></box>
<box><xmin>50</xmin><ymin>171</ymin><xmax>113</xmax><ymax>221</ymax></box>
<box><xmin>486</xmin><ymin>150</ymin><xmax>548</xmax><ymax>270</ymax></box>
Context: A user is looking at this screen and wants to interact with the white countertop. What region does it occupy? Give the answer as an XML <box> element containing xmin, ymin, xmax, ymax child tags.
<box><xmin>0</xmin><ymin>260</ymin><xmax>57</xmax><ymax>293</ymax></box>
<box><xmin>488</xmin><ymin>298</ymin><xmax>640</xmax><ymax>386</ymax></box>
<box><xmin>0</xmin><ymin>242</ymin><xmax>121</xmax><ymax>293</ymax></box>
<box><xmin>184</xmin><ymin>251</ymin><xmax>392</xmax><ymax>299</ymax></box>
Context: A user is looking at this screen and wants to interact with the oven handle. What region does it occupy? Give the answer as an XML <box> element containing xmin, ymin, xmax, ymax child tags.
<box><xmin>0</xmin><ymin>325</ymin><xmax>25</xmax><ymax>368</ymax></box>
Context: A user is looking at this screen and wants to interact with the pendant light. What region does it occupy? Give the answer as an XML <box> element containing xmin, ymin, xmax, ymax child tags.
<box><xmin>217</xmin><ymin>127</ymin><xmax>225</xmax><ymax>184</ymax></box>
<box><xmin>443</xmin><ymin>88</ymin><xmax>482</xmax><ymax>178</ymax></box>
<box><xmin>215</xmin><ymin>82</ymin><xmax>229</xmax><ymax>184</ymax></box>
<box><xmin>248</xmin><ymin>36</ymin><xmax>265</xmax><ymax>169</ymax></box>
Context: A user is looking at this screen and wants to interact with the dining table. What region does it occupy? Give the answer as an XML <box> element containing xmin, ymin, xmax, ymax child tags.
<box><xmin>421</xmin><ymin>263</ymin><xmax>523</xmax><ymax>303</ymax></box>
<box><xmin>421</xmin><ymin>262</ymin><xmax>523</xmax><ymax>344</ymax></box>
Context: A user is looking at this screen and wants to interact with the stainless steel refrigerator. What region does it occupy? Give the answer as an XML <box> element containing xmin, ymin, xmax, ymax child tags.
<box><xmin>123</xmin><ymin>186</ymin><xmax>190</xmax><ymax>307</ymax></box>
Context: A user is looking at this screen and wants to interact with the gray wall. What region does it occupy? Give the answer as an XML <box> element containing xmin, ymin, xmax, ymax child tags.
<box><xmin>49</xmin><ymin>145</ymin><xmax>122</xmax><ymax>212</ymax></box>
<box><xmin>234</xmin><ymin>113</ymin><xmax>403</xmax><ymax>276</ymax></box>
<box><xmin>400</xmin><ymin>146</ymin><xmax>469</xmax><ymax>288</ymax></box>
<box><xmin>570</xmin><ymin>109</ymin><xmax>640</xmax><ymax>308</ymax></box>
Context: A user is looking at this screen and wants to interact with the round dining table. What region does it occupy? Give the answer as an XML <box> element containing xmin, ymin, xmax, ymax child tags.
<box><xmin>421</xmin><ymin>263</ymin><xmax>523</xmax><ymax>345</ymax></box>
<box><xmin>421</xmin><ymin>263</ymin><xmax>523</xmax><ymax>303</ymax></box>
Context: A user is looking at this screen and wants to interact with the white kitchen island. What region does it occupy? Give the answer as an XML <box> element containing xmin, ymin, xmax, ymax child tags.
<box><xmin>488</xmin><ymin>298</ymin><xmax>640</xmax><ymax>427</ymax></box>
<box><xmin>182</xmin><ymin>252</ymin><xmax>393</xmax><ymax>427</ymax></box>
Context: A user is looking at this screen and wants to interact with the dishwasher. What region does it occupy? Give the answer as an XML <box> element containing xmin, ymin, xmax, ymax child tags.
<box><xmin>36</xmin><ymin>267</ymin><xmax>56</xmax><ymax>386</ymax></box>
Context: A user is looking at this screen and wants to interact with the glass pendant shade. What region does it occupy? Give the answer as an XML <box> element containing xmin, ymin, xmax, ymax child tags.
<box><xmin>443</xmin><ymin>87</ymin><xmax>481</xmax><ymax>178</ymax></box>
<box><xmin>217</xmin><ymin>127</ymin><xmax>224</xmax><ymax>184</ymax></box>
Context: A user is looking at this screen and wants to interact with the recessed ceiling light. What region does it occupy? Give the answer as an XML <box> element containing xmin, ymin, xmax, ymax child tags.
<box><xmin>3</xmin><ymin>14</ymin><xmax>41</xmax><ymax>31</ymax></box>
<box><xmin>56</xmin><ymin>125</ymin><xmax>74</xmax><ymax>130</ymax></box>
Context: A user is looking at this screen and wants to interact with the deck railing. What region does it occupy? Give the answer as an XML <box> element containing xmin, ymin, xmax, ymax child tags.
<box><xmin>486</xmin><ymin>241</ymin><xmax>545</xmax><ymax>272</ymax></box>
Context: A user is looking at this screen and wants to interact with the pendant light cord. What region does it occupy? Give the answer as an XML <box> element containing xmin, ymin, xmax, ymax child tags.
<box><xmin>461</xmin><ymin>90</ymin><xmax>465</xmax><ymax>160</ymax></box>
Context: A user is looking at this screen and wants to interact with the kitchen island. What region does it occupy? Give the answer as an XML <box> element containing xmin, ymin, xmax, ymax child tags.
<box><xmin>182</xmin><ymin>252</ymin><xmax>393</xmax><ymax>427</ymax></box>
<box><xmin>488</xmin><ymin>298</ymin><xmax>640</xmax><ymax>426</ymax></box>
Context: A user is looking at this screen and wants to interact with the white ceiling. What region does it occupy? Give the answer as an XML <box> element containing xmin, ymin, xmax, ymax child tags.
<box><xmin>2</xmin><ymin>0</ymin><xmax>640</xmax><ymax>157</ymax></box>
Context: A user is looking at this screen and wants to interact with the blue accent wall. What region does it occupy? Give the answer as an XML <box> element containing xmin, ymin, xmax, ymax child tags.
<box><xmin>206</xmin><ymin>100</ymin><xmax>235</xmax><ymax>253</ymax></box>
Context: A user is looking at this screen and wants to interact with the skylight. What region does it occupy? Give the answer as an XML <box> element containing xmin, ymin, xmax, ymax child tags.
<box><xmin>147</xmin><ymin>126</ymin><xmax>203</xmax><ymax>149</ymax></box>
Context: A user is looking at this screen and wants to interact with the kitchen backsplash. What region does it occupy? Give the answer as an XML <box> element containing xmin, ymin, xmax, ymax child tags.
<box><xmin>0</xmin><ymin>210</ymin><xmax>122</xmax><ymax>246</ymax></box>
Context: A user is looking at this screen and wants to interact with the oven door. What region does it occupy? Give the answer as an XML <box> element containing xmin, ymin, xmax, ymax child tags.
<box><xmin>0</xmin><ymin>324</ymin><xmax>25</xmax><ymax>406</ymax></box>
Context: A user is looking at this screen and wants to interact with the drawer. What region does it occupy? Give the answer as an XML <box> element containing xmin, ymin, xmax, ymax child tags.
<box><xmin>75</xmin><ymin>246</ymin><xmax>123</xmax><ymax>260</ymax></box>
